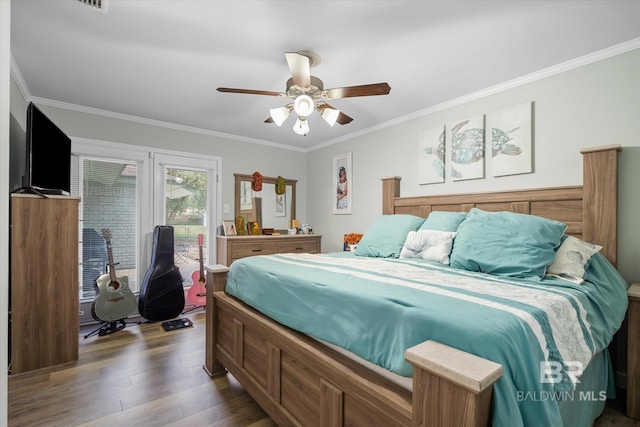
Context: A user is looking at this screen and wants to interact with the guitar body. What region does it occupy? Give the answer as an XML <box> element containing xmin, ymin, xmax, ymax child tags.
<box><xmin>186</xmin><ymin>233</ymin><xmax>207</xmax><ymax>307</ymax></box>
<box><xmin>91</xmin><ymin>229</ymin><xmax>137</xmax><ymax>322</ymax></box>
<box><xmin>138</xmin><ymin>225</ymin><xmax>185</xmax><ymax>322</ymax></box>
<box><xmin>91</xmin><ymin>274</ymin><xmax>137</xmax><ymax>322</ymax></box>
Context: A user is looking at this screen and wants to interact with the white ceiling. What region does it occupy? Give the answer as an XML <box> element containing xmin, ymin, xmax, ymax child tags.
<box><xmin>10</xmin><ymin>0</ymin><xmax>640</xmax><ymax>151</ymax></box>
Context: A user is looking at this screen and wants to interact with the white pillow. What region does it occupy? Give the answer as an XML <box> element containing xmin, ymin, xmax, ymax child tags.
<box><xmin>400</xmin><ymin>230</ymin><xmax>457</xmax><ymax>264</ymax></box>
<box><xmin>546</xmin><ymin>236</ymin><xmax>602</xmax><ymax>283</ymax></box>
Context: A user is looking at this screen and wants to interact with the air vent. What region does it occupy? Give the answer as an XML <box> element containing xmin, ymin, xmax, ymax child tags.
<box><xmin>77</xmin><ymin>0</ymin><xmax>108</xmax><ymax>13</ymax></box>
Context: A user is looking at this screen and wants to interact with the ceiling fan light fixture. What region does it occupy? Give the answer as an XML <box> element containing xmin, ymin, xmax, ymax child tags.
<box><xmin>269</xmin><ymin>106</ymin><xmax>290</xmax><ymax>126</ymax></box>
<box><xmin>293</xmin><ymin>94</ymin><xmax>314</xmax><ymax>117</ymax></box>
<box><xmin>293</xmin><ymin>117</ymin><xmax>309</xmax><ymax>136</ymax></box>
<box><xmin>321</xmin><ymin>108</ymin><xmax>340</xmax><ymax>127</ymax></box>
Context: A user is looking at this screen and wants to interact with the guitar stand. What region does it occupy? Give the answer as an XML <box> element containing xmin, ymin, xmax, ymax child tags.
<box><xmin>84</xmin><ymin>319</ymin><xmax>127</xmax><ymax>339</ymax></box>
<box><xmin>182</xmin><ymin>304</ymin><xmax>205</xmax><ymax>315</ymax></box>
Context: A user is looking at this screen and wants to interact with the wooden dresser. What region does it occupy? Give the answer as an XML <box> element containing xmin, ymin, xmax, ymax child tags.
<box><xmin>628</xmin><ymin>283</ymin><xmax>640</xmax><ymax>419</ymax></box>
<box><xmin>216</xmin><ymin>234</ymin><xmax>321</xmax><ymax>266</ymax></box>
<box><xmin>10</xmin><ymin>194</ymin><xmax>80</xmax><ymax>374</ymax></box>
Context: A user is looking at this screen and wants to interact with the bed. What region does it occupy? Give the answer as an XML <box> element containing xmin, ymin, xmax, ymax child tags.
<box><xmin>204</xmin><ymin>145</ymin><xmax>627</xmax><ymax>427</ymax></box>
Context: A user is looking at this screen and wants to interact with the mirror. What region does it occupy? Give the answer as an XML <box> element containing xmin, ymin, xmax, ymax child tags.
<box><xmin>234</xmin><ymin>173</ymin><xmax>297</xmax><ymax>232</ymax></box>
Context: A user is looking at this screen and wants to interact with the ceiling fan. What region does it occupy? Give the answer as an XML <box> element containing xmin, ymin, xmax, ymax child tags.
<box><xmin>217</xmin><ymin>51</ymin><xmax>391</xmax><ymax>136</ymax></box>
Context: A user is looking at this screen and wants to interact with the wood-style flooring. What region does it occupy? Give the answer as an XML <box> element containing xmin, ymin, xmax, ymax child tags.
<box><xmin>8</xmin><ymin>311</ymin><xmax>276</xmax><ymax>427</ymax></box>
<box><xmin>7</xmin><ymin>310</ymin><xmax>639</xmax><ymax>426</ymax></box>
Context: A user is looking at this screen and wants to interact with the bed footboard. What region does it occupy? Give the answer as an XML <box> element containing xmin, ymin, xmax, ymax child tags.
<box><xmin>406</xmin><ymin>341</ymin><xmax>503</xmax><ymax>427</ymax></box>
<box><xmin>205</xmin><ymin>266</ymin><xmax>503</xmax><ymax>426</ymax></box>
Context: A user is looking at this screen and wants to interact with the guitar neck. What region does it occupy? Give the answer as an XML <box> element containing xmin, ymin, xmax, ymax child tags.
<box><xmin>106</xmin><ymin>240</ymin><xmax>118</xmax><ymax>282</ymax></box>
<box><xmin>198</xmin><ymin>245</ymin><xmax>205</xmax><ymax>281</ymax></box>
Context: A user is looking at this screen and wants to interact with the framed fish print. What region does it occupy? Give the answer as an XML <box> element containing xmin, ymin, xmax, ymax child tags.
<box><xmin>333</xmin><ymin>152</ymin><xmax>352</xmax><ymax>215</ymax></box>
<box><xmin>487</xmin><ymin>102</ymin><xmax>533</xmax><ymax>177</ymax></box>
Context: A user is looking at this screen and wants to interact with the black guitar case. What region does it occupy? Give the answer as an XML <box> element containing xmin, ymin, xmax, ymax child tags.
<box><xmin>138</xmin><ymin>225</ymin><xmax>185</xmax><ymax>321</ymax></box>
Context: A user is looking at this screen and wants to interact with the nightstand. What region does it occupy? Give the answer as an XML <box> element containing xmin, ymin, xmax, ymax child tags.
<box><xmin>628</xmin><ymin>283</ymin><xmax>640</xmax><ymax>419</ymax></box>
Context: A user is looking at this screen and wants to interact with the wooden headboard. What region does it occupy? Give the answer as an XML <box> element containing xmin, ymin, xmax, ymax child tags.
<box><xmin>382</xmin><ymin>145</ymin><xmax>621</xmax><ymax>266</ymax></box>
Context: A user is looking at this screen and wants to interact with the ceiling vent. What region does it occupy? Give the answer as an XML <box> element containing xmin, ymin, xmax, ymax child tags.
<box><xmin>77</xmin><ymin>0</ymin><xmax>108</xmax><ymax>13</ymax></box>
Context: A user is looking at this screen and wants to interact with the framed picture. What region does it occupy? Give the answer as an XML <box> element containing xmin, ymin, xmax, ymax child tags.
<box><xmin>222</xmin><ymin>220</ymin><xmax>237</xmax><ymax>236</ymax></box>
<box><xmin>487</xmin><ymin>101</ymin><xmax>533</xmax><ymax>177</ymax></box>
<box><xmin>333</xmin><ymin>152</ymin><xmax>352</xmax><ymax>215</ymax></box>
<box><xmin>418</xmin><ymin>125</ymin><xmax>446</xmax><ymax>185</ymax></box>
<box><xmin>240</xmin><ymin>180</ymin><xmax>253</xmax><ymax>210</ymax></box>
<box><xmin>449</xmin><ymin>115</ymin><xmax>485</xmax><ymax>181</ymax></box>
<box><xmin>275</xmin><ymin>193</ymin><xmax>286</xmax><ymax>217</ymax></box>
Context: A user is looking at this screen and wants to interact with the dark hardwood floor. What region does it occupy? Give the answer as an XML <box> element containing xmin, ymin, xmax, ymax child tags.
<box><xmin>7</xmin><ymin>309</ymin><xmax>638</xmax><ymax>426</ymax></box>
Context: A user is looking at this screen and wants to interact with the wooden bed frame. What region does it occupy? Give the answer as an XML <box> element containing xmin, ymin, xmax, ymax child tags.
<box><xmin>204</xmin><ymin>145</ymin><xmax>621</xmax><ymax>427</ymax></box>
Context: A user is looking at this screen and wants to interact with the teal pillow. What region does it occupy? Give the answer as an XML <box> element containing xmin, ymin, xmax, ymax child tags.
<box><xmin>419</xmin><ymin>211</ymin><xmax>468</xmax><ymax>232</ymax></box>
<box><xmin>355</xmin><ymin>214</ymin><xmax>425</xmax><ymax>258</ymax></box>
<box><xmin>450</xmin><ymin>208</ymin><xmax>567</xmax><ymax>279</ymax></box>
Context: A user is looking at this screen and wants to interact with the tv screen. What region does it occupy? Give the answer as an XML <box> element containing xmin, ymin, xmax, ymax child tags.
<box><xmin>23</xmin><ymin>103</ymin><xmax>71</xmax><ymax>195</ymax></box>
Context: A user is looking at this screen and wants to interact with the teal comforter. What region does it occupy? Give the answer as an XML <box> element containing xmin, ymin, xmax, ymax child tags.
<box><xmin>225</xmin><ymin>252</ymin><xmax>628</xmax><ymax>427</ymax></box>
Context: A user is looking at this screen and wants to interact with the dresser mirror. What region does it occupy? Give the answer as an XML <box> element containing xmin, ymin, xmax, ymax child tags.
<box><xmin>234</xmin><ymin>173</ymin><xmax>297</xmax><ymax>232</ymax></box>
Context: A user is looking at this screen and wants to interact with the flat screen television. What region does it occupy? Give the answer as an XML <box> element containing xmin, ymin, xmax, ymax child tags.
<box><xmin>22</xmin><ymin>103</ymin><xmax>71</xmax><ymax>195</ymax></box>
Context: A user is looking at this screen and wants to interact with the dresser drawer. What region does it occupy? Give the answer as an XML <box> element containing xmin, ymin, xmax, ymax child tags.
<box><xmin>231</xmin><ymin>241</ymin><xmax>279</xmax><ymax>258</ymax></box>
<box><xmin>217</xmin><ymin>235</ymin><xmax>322</xmax><ymax>266</ymax></box>
<box><xmin>279</xmin><ymin>239</ymin><xmax>319</xmax><ymax>253</ymax></box>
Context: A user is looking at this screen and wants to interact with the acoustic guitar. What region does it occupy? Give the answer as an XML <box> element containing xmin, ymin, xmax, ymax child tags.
<box><xmin>186</xmin><ymin>233</ymin><xmax>207</xmax><ymax>307</ymax></box>
<box><xmin>91</xmin><ymin>229</ymin><xmax>137</xmax><ymax>322</ymax></box>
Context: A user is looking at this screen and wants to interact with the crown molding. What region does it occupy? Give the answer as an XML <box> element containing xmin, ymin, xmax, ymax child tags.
<box><xmin>30</xmin><ymin>96</ymin><xmax>307</xmax><ymax>153</ymax></box>
<box><xmin>309</xmin><ymin>37</ymin><xmax>640</xmax><ymax>152</ymax></box>
<box><xmin>10</xmin><ymin>54</ymin><xmax>30</xmax><ymax>102</ymax></box>
<box><xmin>11</xmin><ymin>37</ymin><xmax>640</xmax><ymax>154</ymax></box>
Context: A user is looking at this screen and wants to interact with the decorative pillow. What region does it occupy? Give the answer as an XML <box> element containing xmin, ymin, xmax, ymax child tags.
<box><xmin>450</xmin><ymin>208</ymin><xmax>567</xmax><ymax>279</ymax></box>
<box><xmin>400</xmin><ymin>229</ymin><xmax>457</xmax><ymax>264</ymax></box>
<box><xmin>419</xmin><ymin>211</ymin><xmax>468</xmax><ymax>232</ymax></box>
<box><xmin>355</xmin><ymin>214</ymin><xmax>425</xmax><ymax>258</ymax></box>
<box><xmin>546</xmin><ymin>236</ymin><xmax>602</xmax><ymax>283</ymax></box>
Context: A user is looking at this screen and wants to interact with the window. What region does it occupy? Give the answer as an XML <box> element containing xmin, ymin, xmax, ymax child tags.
<box><xmin>72</xmin><ymin>139</ymin><xmax>220</xmax><ymax>302</ymax></box>
<box><xmin>78</xmin><ymin>158</ymin><xmax>139</xmax><ymax>299</ymax></box>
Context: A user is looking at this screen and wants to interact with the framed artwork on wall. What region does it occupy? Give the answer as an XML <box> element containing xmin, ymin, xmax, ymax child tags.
<box><xmin>449</xmin><ymin>115</ymin><xmax>485</xmax><ymax>181</ymax></box>
<box><xmin>275</xmin><ymin>193</ymin><xmax>286</xmax><ymax>217</ymax></box>
<box><xmin>333</xmin><ymin>152</ymin><xmax>352</xmax><ymax>215</ymax></box>
<box><xmin>487</xmin><ymin>101</ymin><xmax>533</xmax><ymax>177</ymax></box>
<box><xmin>418</xmin><ymin>125</ymin><xmax>446</xmax><ymax>185</ymax></box>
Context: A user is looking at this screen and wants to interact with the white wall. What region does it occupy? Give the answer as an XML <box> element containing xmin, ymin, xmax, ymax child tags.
<box><xmin>307</xmin><ymin>48</ymin><xmax>640</xmax><ymax>285</ymax></box>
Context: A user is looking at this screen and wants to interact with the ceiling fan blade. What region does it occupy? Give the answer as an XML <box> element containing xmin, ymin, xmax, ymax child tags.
<box><xmin>264</xmin><ymin>116</ymin><xmax>274</xmax><ymax>123</ymax></box>
<box><xmin>335</xmin><ymin>111</ymin><xmax>354</xmax><ymax>125</ymax></box>
<box><xmin>316</xmin><ymin>102</ymin><xmax>354</xmax><ymax>125</ymax></box>
<box><xmin>285</xmin><ymin>52</ymin><xmax>311</xmax><ymax>89</ymax></box>
<box><xmin>323</xmin><ymin>82</ymin><xmax>391</xmax><ymax>99</ymax></box>
<box><xmin>217</xmin><ymin>87</ymin><xmax>285</xmax><ymax>97</ymax></box>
